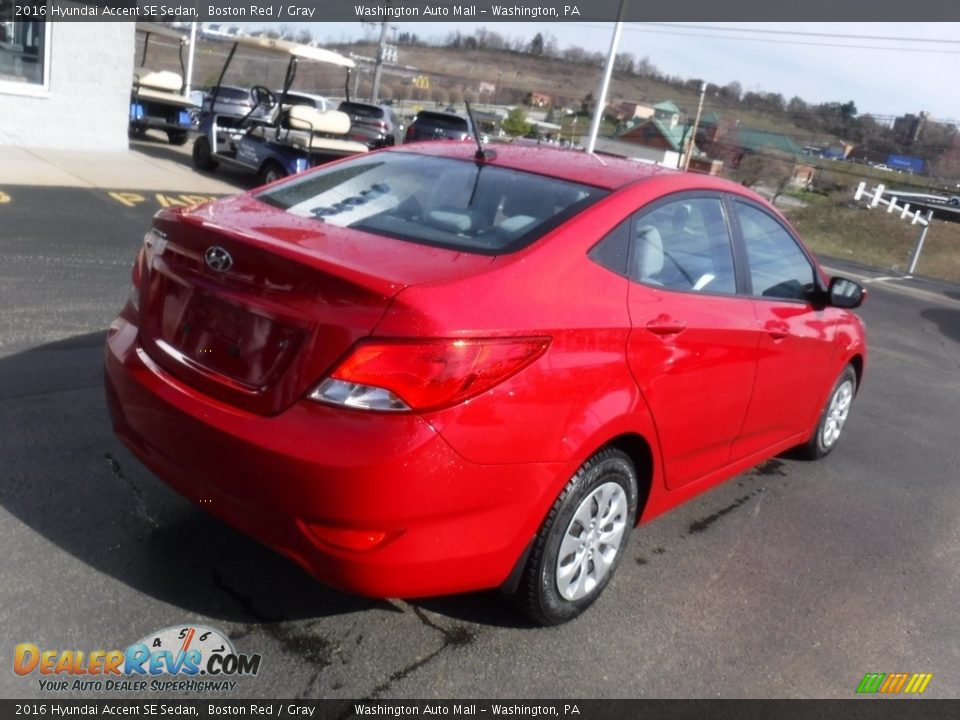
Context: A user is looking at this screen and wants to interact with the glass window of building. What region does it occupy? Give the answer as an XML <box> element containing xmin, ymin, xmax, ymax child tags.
<box><xmin>0</xmin><ymin>11</ymin><xmax>48</xmax><ymax>90</ymax></box>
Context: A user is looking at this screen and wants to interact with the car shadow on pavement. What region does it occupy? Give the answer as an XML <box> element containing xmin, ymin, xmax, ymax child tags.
<box><xmin>409</xmin><ymin>593</ymin><xmax>535</xmax><ymax>630</ymax></box>
<box><xmin>920</xmin><ymin>307</ymin><xmax>960</xmax><ymax>345</ymax></box>
<box><xmin>0</xmin><ymin>331</ymin><xmax>394</xmax><ymax>623</ymax></box>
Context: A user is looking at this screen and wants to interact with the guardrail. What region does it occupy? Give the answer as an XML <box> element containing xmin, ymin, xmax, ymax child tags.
<box><xmin>854</xmin><ymin>182</ymin><xmax>933</xmax><ymax>275</ymax></box>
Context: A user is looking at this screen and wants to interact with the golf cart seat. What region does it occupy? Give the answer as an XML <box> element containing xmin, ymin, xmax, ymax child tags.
<box><xmin>285</xmin><ymin>105</ymin><xmax>351</xmax><ymax>135</ymax></box>
<box><xmin>136</xmin><ymin>70</ymin><xmax>182</xmax><ymax>93</ymax></box>
<box><xmin>132</xmin><ymin>70</ymin><xmax>195</xmax><ymax>108</ymax></box>
<box><xmin>268</xmin><ymin>106</ymin><xmax>368</xmax><ymax>155</ymax></box>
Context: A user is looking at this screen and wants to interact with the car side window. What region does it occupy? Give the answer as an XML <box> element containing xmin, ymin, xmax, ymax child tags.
<box><xmin>734</xmin><ymin>202</ymin><xmax>815</xmax><ymax>301</ymax></box>
<box><xmin>629</xmin><ymin>198</ymin><xmax>736</xmax><ymax>294</ymax></box>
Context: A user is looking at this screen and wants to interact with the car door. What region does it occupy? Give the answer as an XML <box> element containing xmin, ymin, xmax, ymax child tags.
<box><xmin>728</xmin><ymin>199</ymin><xmax>838</xmax><ymax>459</ymax></box>
<box><xmin>624</xmin><ymin>195</ymin><xmax>759</xmax><ymax>490</ymax></box>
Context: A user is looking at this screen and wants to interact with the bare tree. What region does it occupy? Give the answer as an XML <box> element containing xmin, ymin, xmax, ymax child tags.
<box><xmin>431</xmin><ymin>87</ymin><xmax>449</xmax><ymax>106</ymax></box>
<box><xmin>528</xmin><ymin>32</ymin><xmax>545</xmax><ymax>56</ymax></box>
<box><xmin>392</xmin><ymin>82</ymin><xmax>410</xmax><ymax>102</ymax></box>
<box><xmin>718</xmin><ymin>81</ymin><xmax>742</xmax><ymax>103</ymax></box>
<box><xmin>737</xmin><ymin>150</ymin><xmax>796</xmax><ymax>203</ymax></box>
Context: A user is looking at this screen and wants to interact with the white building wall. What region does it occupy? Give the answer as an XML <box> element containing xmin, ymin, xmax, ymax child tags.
<box><xmin>590</xmin><ymin>138</ymin><xmax>682</xmax><ymax>168</ymax></box>
<box><xmin>0</xmin><ymin>22</ymin><xmax>134</xmax><ymax>151</ymax></box>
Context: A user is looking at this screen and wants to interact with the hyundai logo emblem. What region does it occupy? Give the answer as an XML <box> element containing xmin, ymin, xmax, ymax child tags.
<box><xmin>204</xmin><ymin>246</ymin><xmax>233</xmax><ymax>272</ymax></box>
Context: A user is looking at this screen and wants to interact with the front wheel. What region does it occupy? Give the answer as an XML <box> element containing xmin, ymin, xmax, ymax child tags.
<box><xmin>798</xmin><ymin>365</ymin><xmax>857</xmax><ymax>460</ymax></box>
<box><xmin>515</xmin><ymin>447</ymin><xmax>637</xmax><ymax>626</ymax></box>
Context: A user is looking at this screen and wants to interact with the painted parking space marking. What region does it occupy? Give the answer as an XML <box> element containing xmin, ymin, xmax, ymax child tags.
<box><xmin>0</xmin><ymin>190</ymin><xmax>11</xmax><ymax>204</ymax></box>
<box><xmin>106</xmin><ymin>191</ymin><xmax>225</xmax><ymax>209</ymax></box>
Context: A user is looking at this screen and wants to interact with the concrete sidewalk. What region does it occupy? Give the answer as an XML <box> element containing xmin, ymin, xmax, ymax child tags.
<box><xmin>0</xmin><ymin>139</ymin><xmax>242</xmax><ymax>194</ymax></box>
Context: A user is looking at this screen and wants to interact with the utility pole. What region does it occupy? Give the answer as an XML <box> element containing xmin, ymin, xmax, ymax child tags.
<box><xmin>682</xmin><ymin>82</ymin><xmax>707</xmax><ymax>171</ymax></box>
<box><xmin>371</xmin><ymin>21</ymin><xmax>389</xmax><ymax>103</ymax></box>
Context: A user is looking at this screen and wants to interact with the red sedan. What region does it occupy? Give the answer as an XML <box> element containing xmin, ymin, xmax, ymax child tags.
<box><xmin>105</xmin><ymin>143</ymin><xmax>866</xmax><ymax>625</ymax></box>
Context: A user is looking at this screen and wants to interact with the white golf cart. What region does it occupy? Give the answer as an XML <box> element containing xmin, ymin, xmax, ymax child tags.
<box><xmin>130</xmin><ymin>22</ymin><xmax>196</xmax><ymax>146</ymax></box>
<box><xmin>192</xmin><ymin>36</ymin><xmax>368</xmax><ymax>184</ymax></box>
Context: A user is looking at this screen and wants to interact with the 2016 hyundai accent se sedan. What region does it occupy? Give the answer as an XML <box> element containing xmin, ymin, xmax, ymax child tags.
<box><xmin>105</xmin><ymin>142</ymin><xmax>867</xmax><ymax>625</ymax></box>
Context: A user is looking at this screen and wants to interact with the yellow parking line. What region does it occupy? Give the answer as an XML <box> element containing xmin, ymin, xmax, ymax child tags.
<box><xmin>107</xmin><ymin>191</ymin><xmax>220</xmax><ymax>209</ymax></box>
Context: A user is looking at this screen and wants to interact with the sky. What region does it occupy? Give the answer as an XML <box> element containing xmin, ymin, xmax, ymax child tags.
<box><xmin>261</xmin><ymin>21</ymin><xmax>960</xmax><ymax>123</ymax></box>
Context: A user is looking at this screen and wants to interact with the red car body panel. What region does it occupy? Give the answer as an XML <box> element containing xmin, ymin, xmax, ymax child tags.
<box><xmin>105</xmin><ymin>144</ymin><xmax>866</xmax><ymax>599</ymax></box>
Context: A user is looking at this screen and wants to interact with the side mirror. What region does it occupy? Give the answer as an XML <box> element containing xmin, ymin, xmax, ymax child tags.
<box><xmin>828</xmin><ymin>276</ymin><xmax>865</xmax><ymax>308</ymax></box>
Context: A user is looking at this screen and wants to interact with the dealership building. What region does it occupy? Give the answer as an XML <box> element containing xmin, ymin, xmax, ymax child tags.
<box><xmin>0</xmin><ymin>19</ymin><xmax>133</xmax><ymax>150</ymax></box>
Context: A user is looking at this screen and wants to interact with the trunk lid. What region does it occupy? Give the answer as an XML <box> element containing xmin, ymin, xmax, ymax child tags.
<box><xmin>138</xmin><ymin>193</ymin><xmax>493</xmax><ymax>415</ymax></box>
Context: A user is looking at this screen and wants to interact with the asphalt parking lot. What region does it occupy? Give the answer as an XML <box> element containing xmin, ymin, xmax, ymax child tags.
<box><xmin>2</xmin><ymin>174</ymin><xmax>959</xmax><ymax>700</ymax></box>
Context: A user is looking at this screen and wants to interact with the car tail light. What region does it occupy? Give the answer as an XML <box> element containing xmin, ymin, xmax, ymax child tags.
<box><xmin>405</xmin><ymin>126</ymin><xmax>415</xmax><ymax>140</ymax></box>
<box><xmin>308</xmin><ymin>337</ymin><xmax>550</xmax><ymax>412</ymax></box>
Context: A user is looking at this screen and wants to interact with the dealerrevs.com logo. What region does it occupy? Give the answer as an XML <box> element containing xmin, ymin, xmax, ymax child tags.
<box><xmin>856</xmin><ymin>672</ymin><xmax>933</xmax><ymax>695</ymax></box>
<box><xmin>14</xmin><ymin>626</ymin><xmax>262</xmax><ymax>693</ymax></box>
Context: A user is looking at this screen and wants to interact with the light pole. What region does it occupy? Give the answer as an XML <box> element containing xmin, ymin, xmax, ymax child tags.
<box><xmin>586</xmin><ymin>1</ymin><xmax>627</xmax><ymax>154</ymax></box>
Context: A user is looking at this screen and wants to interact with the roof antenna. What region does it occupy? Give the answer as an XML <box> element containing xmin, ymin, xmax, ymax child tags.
<box><xmin>464</xmin><ymin>101</ymin><xmax>496</xmax><ymax>163</ymax></box>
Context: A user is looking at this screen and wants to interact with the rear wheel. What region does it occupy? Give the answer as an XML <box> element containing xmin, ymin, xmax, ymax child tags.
<box><xmin>192</xmin><ymin>136</ymin><xmax>218</xmax><ymax>170</ymax></box>
<box><xmin>798</xmin><ymin>365</ymin><xmax>857</xmax><ymax>459</ymax></box>
<box><xmin>258</xmin><ymin>160</ymin><xmax>286</xmax><ymax>186</ymax></box>
<box><xmin>167</xmin><ymin>129</ymin><xmax>189</xmax><ymax>146</ymax></box>
<box><xmin>515</xmin><ymin>447</ymin><xmax>637</xmax><ymax>626</ymax></box>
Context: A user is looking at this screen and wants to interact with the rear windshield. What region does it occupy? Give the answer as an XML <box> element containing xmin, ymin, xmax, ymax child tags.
<box><xmin>257</xmin><ymin>152</ymin><xmax>607</xmax><ymax>255</ymax></box>
<box><xmin>415</xmin><ymin>113</ymin><xmax>467</xmax><ymax>130</ymax></box>
<box><xmin>339</xmin><ymin>102</ymin><xmax>384</xmax><ymax>119</ymax></box>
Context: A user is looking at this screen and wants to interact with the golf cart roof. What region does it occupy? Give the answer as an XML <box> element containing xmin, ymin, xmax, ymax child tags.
<box><xmin>135</xmin><ymin>22</ymin><xmax>190</xmax><ymax>43</ymax></box>
<box><xmin>228</xmin><ymin>35</ymin><xmax>355</xmax><ymax>69</ymax></box>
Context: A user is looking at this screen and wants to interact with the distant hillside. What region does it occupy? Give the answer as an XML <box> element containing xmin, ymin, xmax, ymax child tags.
<box><xmin>137</xmin><ymin>33</ymin><xmax>830</xmax><ymax>143</ymax></box>
<box><xmin>333</xmin><ymin>42</ymin><xmax>830</xmax><ymax>140</ymax></box>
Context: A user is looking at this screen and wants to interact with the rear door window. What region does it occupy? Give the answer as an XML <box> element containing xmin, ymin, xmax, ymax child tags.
<box><xmin>629</xmin><ymin>197</ymin><xmax>737</xmax><ymax>294</ymax></box>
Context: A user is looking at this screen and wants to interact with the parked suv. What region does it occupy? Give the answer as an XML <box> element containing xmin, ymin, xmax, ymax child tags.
<box><xmin>404</xmin><ymin>110</ymin><xmax>473</xmax><ymax>143</ymax></box>
<box><xmin>201</xmin><ymin>85</ymin><xmax>266</xmax><ymax>122</ymax></box>
<box><xmin>337</xmin><ymin>101</ymin><xmax>402</xmax><ymax>148</ymax></box>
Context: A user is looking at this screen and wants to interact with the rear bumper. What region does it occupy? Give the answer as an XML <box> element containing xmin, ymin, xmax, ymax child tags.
<box><xmin>104</xmin><ymin>317</ymin><xmax>562</xmax><ymax>598</ymax></box>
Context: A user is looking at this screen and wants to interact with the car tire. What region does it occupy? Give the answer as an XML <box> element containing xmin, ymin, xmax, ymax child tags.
<box><xmin>192</xmin><ymin>137</ymin><xmax>218</xmax><ymax>170</ymax></box>
<box><xmin>167</xmin><ymin>129</ymin><xmax>189</xmax><ymax>146</ymax></box>
<box><xmin>258</xmin><ymin>161</ymin><xmax>286</xmax><ymax>186</ymax></box>
<box><xmin>515</xmin><ymin>447</ymin><xmax>637</xmax><ymax>626</ymax></box>
<box><xmin>797</xmin><ymin>365</ymin><xmax>857</xmax><ymax>460</ymax></box>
